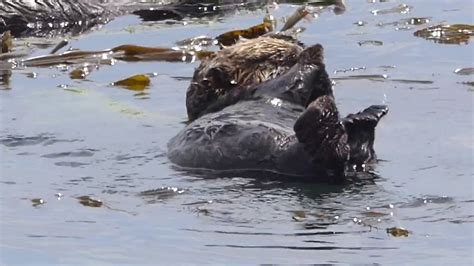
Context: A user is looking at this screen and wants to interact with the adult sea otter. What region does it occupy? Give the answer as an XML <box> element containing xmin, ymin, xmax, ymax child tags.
<box><xmin>168</xmin><ymin>37</ymin><xmax>388</xmax><ymax>183</ymax></box>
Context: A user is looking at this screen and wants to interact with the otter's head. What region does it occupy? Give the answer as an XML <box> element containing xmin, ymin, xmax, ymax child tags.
<box><xmin>186</xmin><ymin>37</ymin><xmax>303</xmax><ymax>121</ymax></box>
<box><xmin>186</xmin><ymin>64</ymin><xmax>235</xmax><ymax>121</ymax></box>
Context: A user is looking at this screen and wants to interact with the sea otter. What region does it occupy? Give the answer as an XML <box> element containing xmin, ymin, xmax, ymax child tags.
<box><xmin>168</xmin><ymin>37</ymin><xmax>388</xmax><ymax>182</ymax></box>
<box><xmin>0</xmin><ymin>0</ymin><xmax>266</xmax><ymax>37</ymax></box>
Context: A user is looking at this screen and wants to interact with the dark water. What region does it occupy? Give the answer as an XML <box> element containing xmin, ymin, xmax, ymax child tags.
<box><xmin>1</xmin><ymin>0</ymin><xmax>473</xmax><ymax>264</ymax></box>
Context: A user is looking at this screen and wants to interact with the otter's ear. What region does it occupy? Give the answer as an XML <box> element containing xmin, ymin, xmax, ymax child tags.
<box><xmin>298</xmin><ymin>44</ymin><xmax>325</xmax><ymax>66</ymax></box>
<box><xmin>294</xmin><ymin>95</ymin><xmax>349</xmax><ymax>163</ymax></box>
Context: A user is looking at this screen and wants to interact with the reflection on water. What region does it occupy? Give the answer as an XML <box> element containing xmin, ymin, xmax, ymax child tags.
<box><xmin>1</xmin><ymin>0</ymin><xmax>473</xmax><ymax>264</ymax></box>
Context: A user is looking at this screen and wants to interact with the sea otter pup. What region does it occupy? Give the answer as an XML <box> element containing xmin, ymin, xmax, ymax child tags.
<box><xmin>169</xmin><ymin>37</ymin><xmax>388</xmax><ymax>182</ymax></box>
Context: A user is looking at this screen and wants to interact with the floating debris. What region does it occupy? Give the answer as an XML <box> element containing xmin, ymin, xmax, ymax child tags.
<box><xmin>281</xmin><ymin>6</ymin><xmax>310</xmax><ymax>32</ymax></box>
<box><xmin>182</xmin><ymin>200</ymin><xmax>214</xmax><ymax>206</ymax></box>
<box><xmin>176</xmin><ymin>35</ymin><xmax>216</xmax><ymax>47</ymax></box>
<box><xmin>391</xmin><ymin>79</ymin><xmax>434</xmax><ymax>84</ymax></box>
<box><xmin>291</xmin><ymin>210</ymin><xmax>307</xmax><ymax>222</ymax></box>
<box><xmin>454</xmin><ymin>68</ymin><xmax>474</xmax><ymax>75</ymax></box>
<box><xmin>386</xmin><ymin>227</ymin><xmax>410</xmax><ymax>237</ymax></box>
<box><xmin>77</xmin><ymin>196</ymin><xmax>103</xmax><ymax>207</ymax></box>
<box><xmin>334</xmin><ymin>66</ymin><xmax>366</xmax><ymax>74</ymax></box>
<box><xmin>55</xmin><ymin>193</ymin><xmax>64</xmax><ymax>200</ymax></box>
<box><xmin>379</xmin><ymin>65</ymin><xmax>396</xmax><ymax>70</ymax></box>
<box><xmin>50</xmin><ymin>39</ymin><xmax>69</xmax><ymax>54</ymax></box>
<box><xmin>140</xmin><ymin>187</ymin><xmax>184</xmax><ymax>197</ymax></box>
<box><xmin>363</xmin><ymin>211</ymin><xmax>389</xmax><ymax>218</ymax></box>
<box><xmin>112</xmin><ymin>74</ymin><xmax>151</xmax><ymax>91</ymax></box>
<box><xmin>371</xmin><ymin>4</ymin><xmax>412</xmax><ymax>15</ymax></box>
<box><xmin>69</xmin><ymin>64</ymin><xmax>96</xmax><ymax>79</ymax></box>
<box><xmin>1</xmin><ymin>31</ymin><xmax>12</xmax><ymax>53</ymax></box>
<box><xmin>31</xmin><ymin>198</ymin><xmax>46</xmax><ymax>207</ymax></box>
<box><xmin>354</xmin><ymin>21</ymin><xmax>367</xmax><ymax>26</ymax></box>
<box><xmin>358</xmin><ymin>40</ymin><xmax>383</xmax><ymax>46</ymax></box>
<box><xmin>139</xmin><ymin>186</ymin><xmax>185</xmax><ymax>203</ymax></box>
<box><xmin>378</xmin><ymin>17</ymin><xmax>430</xmax><ymax>28</ymax></box>
<box><xmin>333</xmin><ymin>74</ymin><xmax>388</xmax><ymax>81</ymax></box>
<box><xmin>414</xmin><ymin>24</ymin><xmax>474</xmax><ymax>45</ymax></box>
<box><xmin>460</xmin><ymin>81</ymin><xmax>474</xmax><ymax>87</ymax></box>
<box><xmin>405</xmin><ymin>17</ymin><xmax>430</xmax><ymax>26</ymax></box>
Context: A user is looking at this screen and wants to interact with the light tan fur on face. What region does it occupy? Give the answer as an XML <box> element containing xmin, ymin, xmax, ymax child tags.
<box><xmin>196</xmin><ymin>36</ymin><xmax>303</xmax><ymax>91</ymax></box>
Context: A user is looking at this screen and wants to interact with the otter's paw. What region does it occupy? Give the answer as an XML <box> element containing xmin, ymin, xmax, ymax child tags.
<box><xmin>293</xmin><ymin>95</ymin><xmax>349</xmax><ymax>163</ymax></box>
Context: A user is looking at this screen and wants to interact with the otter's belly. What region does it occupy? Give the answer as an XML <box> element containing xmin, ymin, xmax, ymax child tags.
<box><xmin>168</xmin><ymin>99</ymin><xmax>319</xmax><ymax>177</ymax></box>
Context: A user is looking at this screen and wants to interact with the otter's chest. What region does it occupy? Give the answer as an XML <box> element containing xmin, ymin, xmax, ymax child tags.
<box><xmin>167</xmin><ymin>99</ymin><xmax>313</xmax><ymax>173</ymax></box>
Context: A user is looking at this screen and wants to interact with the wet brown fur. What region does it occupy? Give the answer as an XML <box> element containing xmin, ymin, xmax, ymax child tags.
<box><xmin>203</xmin><ymin>36</ymin><xmax>302</xmax><ymax>87</ymax></box>
<box><xmin>187</xmin><ymin>36</ymin><xmax>303</xmax><ymax>120</ymax></box>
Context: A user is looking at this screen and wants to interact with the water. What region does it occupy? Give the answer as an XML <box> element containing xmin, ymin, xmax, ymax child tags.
<box><xmin>1</xmin><ymin>0</ymin><xmax>473</xmax><ymax>264</ymax></box>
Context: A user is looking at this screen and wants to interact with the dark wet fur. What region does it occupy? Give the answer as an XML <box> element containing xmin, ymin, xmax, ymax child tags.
<box><xmin>169</xmin><ymin>41</ymin><xmax>388</xmax><ymax>183</ymax></box>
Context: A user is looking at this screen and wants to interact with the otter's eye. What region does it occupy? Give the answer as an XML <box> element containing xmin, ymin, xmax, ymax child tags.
<box><xmin>201</xmin><ymin>78</ymin><xmax>211</xmax><ymax>88</ymax></box>
<box><xmin>207</xmin><ymin>67</ymin><xmax>231</xmax><ymax>88</ymax></box>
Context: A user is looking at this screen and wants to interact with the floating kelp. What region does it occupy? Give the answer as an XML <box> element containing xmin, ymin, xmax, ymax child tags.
<box><xmin>404</xmin><ymin>17</ymin><xmax>430</xmax><ymax>26</ymax></box>
<box><xmin>291</xmin><ymin>210</ymin><xmax>308</xmax><ymax>222</ymax></box>
<box><xmin>22</xmin><ymin>43</ymin><xmax>215</xmax><ymax>67</ymax></box>
<box><xmin>414</xmin><ymin>24</ymin><xmax>474</xmax><ymax>45</ymax></box>
<box><xmin>139</xmin><ymin>186</ymin><xmax>185</xmax><ymax>204</ymax></box>
<box><xmin>333</xmin><ymin>74</ymin><xmax>389</xmax><ymax>81</ymax></box>
<box><xmin>378</xmin><ymin>17</ymin><xmax>430</xmax><ymax>28</ymax></box>
<box><xmin>216</xmin><ymin>16</ymin><xmax>275</xmax><ymax>46</ymax></box>
<box><xmin>390</xmin><ymin>79</ymin><xmax>434</xmax><ymax>84</ymax></box>
<box><xmin>77</xmin><ymin>196</ymin><xmax>103</xmax><ymax>207</ymax></box>
<box><xmin>460</xmin><ymin>81</ymin><xmax>474</xmax><ymax>87</ymax></box>
<box><xmin>111</xmin><ymin>44</ymin><xmax>214</xmax><ymax>62</ymax></box>
<box><xmin>117</xmin><ymin>50</ymin><xmax>195</xmax><ymax>63</ymax></box>
<box><xmin>112</xmin><ymin>74</ymin><xmax>151</xmax><ymax>91</ymax></box>
<box><xmin>358</xmin><ymin>40</ymin><xmax>383</xmax><ymax>46</ymax></box>
<box><xmin>23</xmin><ymin>50</ymin><xmax>112</xmax><ymax>67</ymax></box>
<box><xmin>2</xmin><ymin>31</ymin><xmax>12</xmax><ymax>53</ymax></box>
<box><xmin>0</xmin><ymin>52</ymin><xmax>28</xmax><ymax>61</ymax></box>
<box><xmin>70</xmin><ymin>64</ymin><xmax>96</xmax><ymax>79</ymax></box>
<box><xmin>386</xmin><ymin>227</ymin><xmax>410</xmax><ymax>237</ymax></box>
<box><xmin>371</xmin><ymin>4</ymin><xmax>412</xmax><ymax>15</ymax></box>
<box><xmin>50</xmin><ymin>39</ymin><xmax>69</xmax><ymax>54</ymax></box>
<box><xmin>175</xmin><ymin>35</ymin><xmax>216</xmax><ymax>48</ymax></box>
<box><xmin>454</xmin><ymin>68</ymin><xmax>474</xmax><ymax>75</ymax></box>
<box><xmin>111</xmin><ymin>45</ymin><xmax>173</xmax><ymax>56</ymax></box>
<box><xmin>31</xmin><ymin>198</ymin><xmax>46</xmax><ymax>207</ymax></box>
<box><xmin>334</xmin><ymin>66</ymin><xmax>366</xmax><ymax>74</ymax></box>
<box><xmin>363</xmin><ymin>211</ymin><xmax>389</xmax><ymax>218</ymax></box>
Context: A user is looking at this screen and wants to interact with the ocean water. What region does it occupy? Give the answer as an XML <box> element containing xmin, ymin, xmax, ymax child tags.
<box><xmin>1</xmin><ymin>0</ymin><xmax>473</xmax><ymax>264</ymax></box>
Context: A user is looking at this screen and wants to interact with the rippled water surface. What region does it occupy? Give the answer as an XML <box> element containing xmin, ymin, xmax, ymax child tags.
<box><xmin>1</xmin><ymin>0</ymin><xmax>473</xmax><ymax>264</ymax></box>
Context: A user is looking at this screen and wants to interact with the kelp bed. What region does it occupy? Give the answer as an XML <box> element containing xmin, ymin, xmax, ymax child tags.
<box><xmin>0</xmin><ymin>1</ymin><xmax>472</xmax><ymax>90</ymax></box>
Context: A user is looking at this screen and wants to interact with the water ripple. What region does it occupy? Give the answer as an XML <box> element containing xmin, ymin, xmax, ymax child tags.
<box><xmin>205</xmin><ymin>244</ymin><xmax>396</xmax><ymax>251</ymax></box>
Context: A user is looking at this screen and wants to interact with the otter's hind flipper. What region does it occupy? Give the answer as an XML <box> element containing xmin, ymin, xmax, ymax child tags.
<box><xmin>342</xmin><ymin>105</ymin><xmax>389</xmax><ymax>165</ymax></box>
<box><xmin>294</xmin><ymin>96</ymin><xmax>349</xmax><ymax>173</ymax></box>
